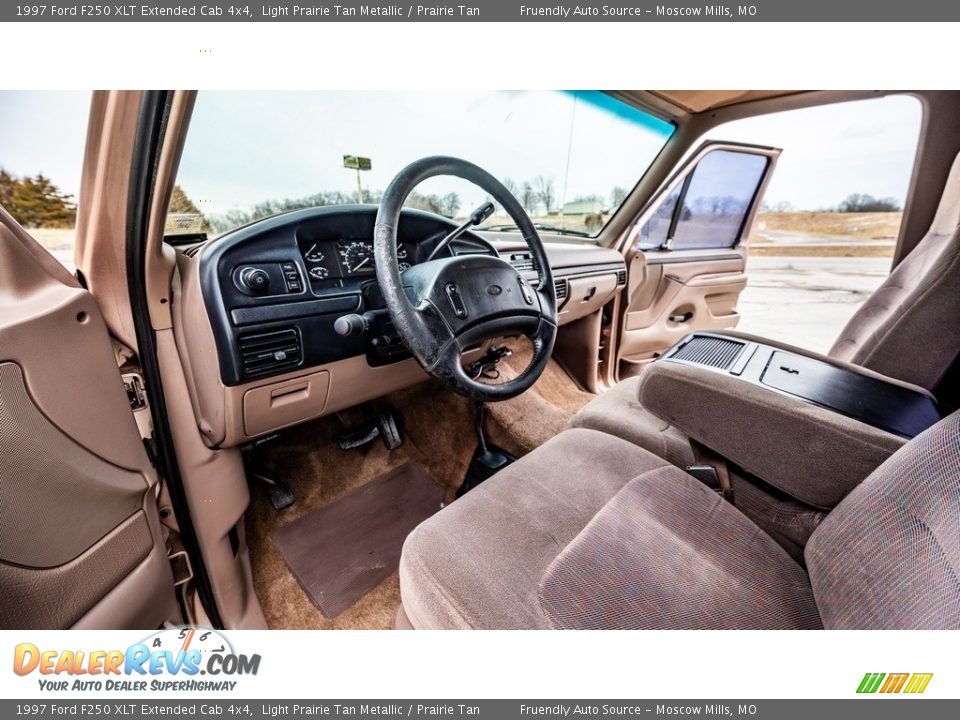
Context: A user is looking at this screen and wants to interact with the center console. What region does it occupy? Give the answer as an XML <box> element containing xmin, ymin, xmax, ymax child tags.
<box><xmin>640</xmin><ymin>332</ymin><xmax>946</xmax><ymax>508</ymax></box>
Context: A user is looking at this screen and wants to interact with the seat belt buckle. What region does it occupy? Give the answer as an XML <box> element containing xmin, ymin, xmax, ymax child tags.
<box><xmin>686</xmin><ymin>464</ymin><xmax>722</xmax><ymax>491</ymax></box>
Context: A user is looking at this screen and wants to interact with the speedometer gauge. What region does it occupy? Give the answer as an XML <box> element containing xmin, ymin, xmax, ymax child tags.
<box><xmin>337</xmin><ymin>240</ymin><xmax>375</xmax><ymax>275</ymax></box>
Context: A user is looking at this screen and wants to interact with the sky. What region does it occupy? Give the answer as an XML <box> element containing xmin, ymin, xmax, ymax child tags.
<box><xmin>0</xmin><ymin>91</ymin><xmax>922</xmax><ymax>219</ymax></box>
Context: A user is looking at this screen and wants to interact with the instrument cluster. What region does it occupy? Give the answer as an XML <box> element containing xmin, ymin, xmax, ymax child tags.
<box><xmin>297</xmin><ymin>237</ymin><xmax>415</xmax><ymax>291</ymax></box>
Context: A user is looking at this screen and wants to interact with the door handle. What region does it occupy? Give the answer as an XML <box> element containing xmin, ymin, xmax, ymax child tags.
<box><xmin>669</xmin><ymin>312</ymin><xmax>693</xmax><ymax>323</ymax></box>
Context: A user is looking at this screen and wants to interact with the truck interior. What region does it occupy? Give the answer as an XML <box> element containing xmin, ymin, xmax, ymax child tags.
<box><xmin>1</xmin><ymin>90</ymin><xmax>958</xmax><ymax>630</ymax></box>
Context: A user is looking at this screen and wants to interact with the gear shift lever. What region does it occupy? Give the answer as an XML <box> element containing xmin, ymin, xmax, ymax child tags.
<box><xmin>457</xmin><ymin>400</ymin><xmax>516</xmax><ymax>497</ymax></box>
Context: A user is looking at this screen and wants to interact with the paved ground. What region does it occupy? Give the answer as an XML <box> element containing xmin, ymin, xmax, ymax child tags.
<box><xmin>736</xmin><ymin>255</ymin><xmax>892</xmax><ymax>354</ymax></box>
<box><xmin>755</xmin><ymin>230</ymin><xmax>897</xmax><ymax>249</ymax></box>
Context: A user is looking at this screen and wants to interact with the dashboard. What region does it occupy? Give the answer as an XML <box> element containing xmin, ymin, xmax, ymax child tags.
<box><xmin>179</xmin><ymin>204</ymin><xmax>628</xmax><ymax>448</ymax></box>
<box><xmin>197</xmin><ymin>206</ymin><xmax>498</xmax><ymax>386</ymax></box>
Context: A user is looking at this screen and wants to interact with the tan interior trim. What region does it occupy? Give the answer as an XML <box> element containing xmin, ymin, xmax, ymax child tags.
<box><xmin>146</xmin><ymin>91</ymin><xmax>196</xmax><ymax>332</ymax></box>
<box><xmin>645</xmin><ymin>90</ymin><xmax>806</xmax><ymax>115</ymax></box>
<box><xmin>155</xmin><ymin>325</ymin><xmax>267</xmax><ymax>629</ymax></box>
<box><xmin>75</xmin><ymin>90</ymin><xmax>144</xmax><ymax>351</ymax></box>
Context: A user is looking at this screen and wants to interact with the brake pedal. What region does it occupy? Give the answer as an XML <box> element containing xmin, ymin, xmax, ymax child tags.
<box><xmin>337</xmin><ymin>409</ymin><xmax>404</xmax><ymax>451</ymax></box>
<box><xmin>378</xmin><ymin>412</ymin><xmax>402</xmax><ymax>450</ymax></box>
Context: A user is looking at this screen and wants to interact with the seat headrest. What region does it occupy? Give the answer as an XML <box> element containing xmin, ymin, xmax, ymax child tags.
<box><xmin>931</xmin><ymin>151</ymin><xmax>960</xmax><ymax>235</ymax></box>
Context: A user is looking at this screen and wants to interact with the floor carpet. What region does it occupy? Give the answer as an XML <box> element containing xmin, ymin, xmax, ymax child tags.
<box><xmin>246</xmin><ymin>354</ymin><xmax>597</xmax><ymax>629</ymax></box>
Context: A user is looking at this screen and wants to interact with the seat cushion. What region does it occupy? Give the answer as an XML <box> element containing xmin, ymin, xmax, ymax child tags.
<box><xmin>399</xmin><ymin>428</ymin><xmax>673</xmax><ymax>629</ymax></box>
<box><xmin>538</xmin><ymin>467</ymin><xmax>822</xmax><ymax>629</ymax></box>
<box><xmin>571</xmin><ymin>377</ymin><xmax>695</xmax><ymax>468</ymax></box>
<box><xmin>806</xmin><ymin>410</ymin><xmax>960</xmax><ymax>629</ymax></box>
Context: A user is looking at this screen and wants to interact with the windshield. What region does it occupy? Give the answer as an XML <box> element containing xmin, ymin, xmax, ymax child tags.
<box><xmin>170</xmin><ymin>91</ymin><xmax>674</xmax><ymax>240</ymax></box>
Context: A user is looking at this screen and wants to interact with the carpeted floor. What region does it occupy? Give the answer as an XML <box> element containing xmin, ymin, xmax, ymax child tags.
<box><xmin>246</xmin><ymin>351</ymin><xmax>596</xmax><ymax>629</ymax></box>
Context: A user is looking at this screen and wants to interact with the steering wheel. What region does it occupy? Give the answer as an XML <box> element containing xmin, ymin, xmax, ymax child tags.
<box><xmin>374</xmin><ymin>156</ymin><xmax>557</xmax><ymax>402</ymax></box>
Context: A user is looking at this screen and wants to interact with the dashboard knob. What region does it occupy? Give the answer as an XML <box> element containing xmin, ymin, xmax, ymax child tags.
<box><xmin>239</xmin><ymin>267</ymin><xmax>271</xmax><ymax>293</ymax></box>
<box><xmin>334</xmin><ymin>314</ymin><xmax>368</xmax><ymax>337</ymax></box>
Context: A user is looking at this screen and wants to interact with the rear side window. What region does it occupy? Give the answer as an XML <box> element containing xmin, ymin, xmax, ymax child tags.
<box><xmin>638</xmin><ymin>149</ymin><xmax>768</xmax><ymax>251</ymax></box>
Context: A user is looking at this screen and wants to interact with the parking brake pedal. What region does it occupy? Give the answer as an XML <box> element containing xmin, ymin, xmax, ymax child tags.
<box><xmin>246</xmin><ymin>459</ymin><xmax>295</xmax><ymax>510</ymax></box>
<box><xmin>337</xmin><ymin>409</ymin><xmax>403</xmax><ymax>451</ymax></box>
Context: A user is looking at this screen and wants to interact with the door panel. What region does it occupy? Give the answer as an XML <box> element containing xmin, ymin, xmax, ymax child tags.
<box><xmin>0</xmin><ymin>207</ymin><xmax>180</xmax><ymax>629</ymax></box>
<box><xmin>617</xmin><ymin>142</ymin><xmax>779</xmax><ymax>374</ymax></box>
<box><xmin>620</xmin><ymin>248</ymin><xmax>747</xmax><ymax>363</ymax></box>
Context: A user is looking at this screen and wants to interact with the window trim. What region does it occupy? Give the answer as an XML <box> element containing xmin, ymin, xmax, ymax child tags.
<box><xmin>624</xmin><ymin>141</ymin><xmax>781</xmax><ymax>255</ymax></box>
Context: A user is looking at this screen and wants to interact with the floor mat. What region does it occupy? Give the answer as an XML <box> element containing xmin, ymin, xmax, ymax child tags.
<box><xmin>272</xmin><ymin>462</ymin><xmax>444</xmax><ymax>618</ymax></box>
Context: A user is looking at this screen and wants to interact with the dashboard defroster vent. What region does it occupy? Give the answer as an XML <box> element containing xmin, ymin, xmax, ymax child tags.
<box><xmin>554</xmin><ymin>279</ymin><xmax>568</xmax><ymax>301</ymax></box>
<box><xmin>238</xmin><ymin>328</ymin><xmax>303</xmax><ymax>377</ymax></box>
<box><xmin>670</xmin><ymin>335</ymin><xmax>745</xmax><ymax>370</ymax></box>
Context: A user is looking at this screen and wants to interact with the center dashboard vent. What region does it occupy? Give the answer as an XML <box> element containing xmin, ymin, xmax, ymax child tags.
<box><xmin>670</xmin><ymin>335</ymin><xmax>745</xmax><ymax>370</ymax></box>
<box><xmin>508</xmin><ymin>252</ymin><xmax>537</xmax><ymax>274</ymax></box>
<box><xmin>238</xmin><ymin>328</ymin><xmax>303</xmax><ymax>377</ymax></box>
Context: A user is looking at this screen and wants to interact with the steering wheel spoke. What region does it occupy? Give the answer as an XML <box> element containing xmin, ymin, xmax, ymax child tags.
<box><xmin>374</xmin><ymin>156</ymin><xmax>557</xmax><ymax>401</ymax></box>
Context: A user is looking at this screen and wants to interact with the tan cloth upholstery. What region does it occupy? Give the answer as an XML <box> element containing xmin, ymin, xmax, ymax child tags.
<box><xmin>829</xmin><ymin>152</ymin><xmax>960</xmax><ymax>390</ymax></box>
<box><xmin>806</xmin><ymin>410</ymin><xmax>960</xmax><ymax>629</ymax></box>
<box><xmin>569</xmin><ymin>376</ymin><xmax>695</xmax><ymax>468</ymax></box>
<box><xmin>399</xmin><ymin>414</ymin><xmax>960</xmax><ymax>630</ymax></box>
<box><xmin>637</xmin><ymin>360</ymin><xmax>905</xmax><ymax>509</ymax></box>
<box><xmin>398</xmin><ymin>428</ymin><xmax>672</xmax><ymax>629</ymax></box>
<box><xmin>539</xmin><ymin>467</ymin><xmax>822</xmax><ymax>630</ymax></box>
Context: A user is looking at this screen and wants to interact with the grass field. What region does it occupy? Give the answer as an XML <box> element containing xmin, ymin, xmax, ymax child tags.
<box><xmin>752</xmin><ymin>211</ymin><xmax>902</xmax><ymax>241</ymax></box>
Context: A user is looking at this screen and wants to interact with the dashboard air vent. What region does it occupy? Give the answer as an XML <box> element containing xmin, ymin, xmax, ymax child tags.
<box><xmin>554</xmin><ymin>279</ymin><xmax>568</xmax><ymax>301</ymax></box>
<box><xmin>238</xmin><ymin>328</ymin><xmax>302</xmax><ymax>377</ymax></box>
<box><xmin>671</xmin><ymin>335</ymin><xmax>744</xmax><ymax>370</ymax></box>
<box><xmin>616</xmin><ymin>269</ymin><xmax>627</xmax><ymax>286</ymax></box>
<box><xmin>508</xmin><ymin>252</ymin><xmax>536</xmax><ymax>273</ymax></box>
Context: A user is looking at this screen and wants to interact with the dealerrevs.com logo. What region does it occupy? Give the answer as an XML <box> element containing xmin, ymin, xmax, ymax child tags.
<box><xmin>12</xmin><ymin>628</ymin><xmax>261</xmax><ymax>692</ymax></box>
<box><xmin>857</xmin><ymin>673</ymin><xmax>933</xmax><ymax>694</ymax></box>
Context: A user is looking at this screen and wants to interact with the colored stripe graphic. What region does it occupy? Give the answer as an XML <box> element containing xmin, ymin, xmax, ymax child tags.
<box><xmin>857</xmin><ymin>672</ymin><xmax>932</xmax><ymax>694</ymax></box>
<box><xmin>904</xmin><ymin>674</ymin><xmax>934</xmax><ymax>694</ymax></box>
<box><xmin>857</xmin><ymin>673</ymin><xmax>885</xmax><ymax>693</ymax></box>
<box><xmin>880</xmin><ymin>673</ymin><xmax>909</xmax><ymax>693</ymax></box>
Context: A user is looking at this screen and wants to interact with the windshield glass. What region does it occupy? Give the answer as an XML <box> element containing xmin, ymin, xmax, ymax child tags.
<box><xmin>171</xmin><ymin>91</ymin><xmax>674</xmax><ymax>240</ymax></box>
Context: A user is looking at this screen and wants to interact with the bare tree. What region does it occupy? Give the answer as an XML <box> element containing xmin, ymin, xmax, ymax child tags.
<box><xmin>610</xmin><ymin>186</ymin><xmax>628</xmax><ymax>208</ymax></box>
<box><xmin>520</xmin><ymin>182</ymin><xmax>538</xmax><ymax>214</ymax></box>
<box><xmin>837</xmin><ymin>193</ymin><xmax>901</xmax><ymax>213</ymax></box>
<box><xmin>439</xmin><ymin>192</ymin><xmax>461</xmax><ymax>218</ymax></box>
<box><xmin>533</xmin><ymin>176</ymin><xmax>556</xmax><ymax>214</ymax></box>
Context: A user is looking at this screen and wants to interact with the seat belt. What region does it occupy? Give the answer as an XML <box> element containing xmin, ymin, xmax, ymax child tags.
<box><xmin>686</xmin><ymin>441</ymin><xmax>734</xmax><ymax>502</ymax></box>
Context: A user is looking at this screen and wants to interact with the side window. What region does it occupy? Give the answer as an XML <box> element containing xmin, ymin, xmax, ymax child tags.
<box><xmin>638</xmin><ymin>149</ymin><xmax>768</xmax><ymax>251</ymax></box>
<box><xmin>0</xmin><ymin>91</ymin><xmax>91</xmax><ymax>273</ymax></box>
<box><xmin>637</xmin><ymin>184</ymin><xmax>681</xmax><ymax>249</ymax></box>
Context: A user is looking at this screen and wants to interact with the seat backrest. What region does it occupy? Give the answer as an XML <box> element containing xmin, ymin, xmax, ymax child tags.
<box><xmin>806</xmin><ymin>411</ymin><xmax>960</xmax><ymax>629</ymax></box>
<box><xmin>829</xmin><ymin>152</ymin><xmax>960</xmax><ymax>390</ymax></box>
